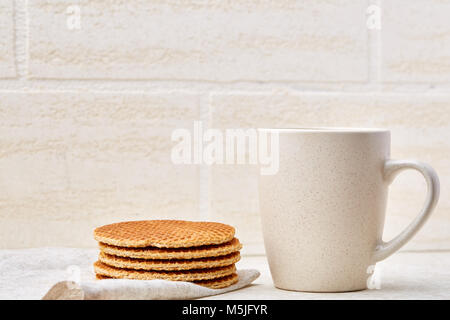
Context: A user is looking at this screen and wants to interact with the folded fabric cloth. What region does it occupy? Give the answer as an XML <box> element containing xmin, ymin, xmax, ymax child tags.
<box><xmin>42</xmin><ymin>269</ymin><xmax>260</xmax><ymax>300</ymax></box>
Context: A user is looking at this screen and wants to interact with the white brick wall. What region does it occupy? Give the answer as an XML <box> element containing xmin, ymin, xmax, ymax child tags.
<box><xmin>381</xmin><ymin>0</ymin><xmax>450</xmax><ymax>82</ymax></box>
<box><xmin>0</xmin><ymin>0</ymin><xmax>16</xmax><ymax>78</ymax></box>
<box><xmin>0</xmin><ymin>1</ymin><xmax>449</xmax><ymax>252</ymax></box>
<box><xmin>0</xmin><ymin>92</ymin><xmax>200</xmax><ymax>247</ymax></box>
<box><xmin>29</xmin><ymin>0</ymin><xmax>368</xmax><ymax>81</ymax></box>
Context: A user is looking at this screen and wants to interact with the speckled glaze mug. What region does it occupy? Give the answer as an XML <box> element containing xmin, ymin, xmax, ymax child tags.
<box><xmin>258</xmin><ymin>128</ymin><xmax>440</xmax><ymax>292</ymax></box>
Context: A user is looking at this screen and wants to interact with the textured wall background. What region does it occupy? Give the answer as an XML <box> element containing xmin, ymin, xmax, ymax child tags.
<box><xmin>0</xmin><ymin>0</ymin><xmax>449</xmax><ymax>254</ymax></box>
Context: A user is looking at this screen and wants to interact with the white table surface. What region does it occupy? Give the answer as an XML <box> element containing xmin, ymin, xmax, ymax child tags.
<box><xmin>1</xmin><ymin>248</ymin><xmax>449</xmax><ymax>300</ymax></box>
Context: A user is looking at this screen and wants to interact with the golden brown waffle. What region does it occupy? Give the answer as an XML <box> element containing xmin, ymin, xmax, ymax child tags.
<box><xmin>93</xmin><ymin>261</ymin><xmax>236</xmax><ymax>281</ymax></box>
<box><xmin>98</xmin><ymin>251</ymin><xmax>240</xmax><ymax>271</ymax></box>
<box><xmin>98</xmin><ymin>238</ymin><xmax>242</xmax><ymax>260</ymax></box>
<box><xmin>96</xmin><ymin>272</ymin><xmax>239</xmax><ymax>289</ymax></box>
<box><xmin>94</xmin><ymin>220</ymin><xmax>235</xmax><ymax>248</ymax></box>
<box><xmin>194</xmin><ymin>273</ymin><xmax>239</xmax><ymax>289</ymax></box>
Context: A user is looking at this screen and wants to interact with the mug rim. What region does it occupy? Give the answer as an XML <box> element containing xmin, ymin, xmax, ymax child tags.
<box><xmin>257</xmin><ymin>127</ymin><xmax>390</xmax><ymax>133</ymax></box>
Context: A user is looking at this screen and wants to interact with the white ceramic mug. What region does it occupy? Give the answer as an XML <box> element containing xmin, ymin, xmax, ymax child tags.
<box><xmin>258</xmin><ymin>128</ymin><xmax>440</xmax><ymax>292</ymax></box>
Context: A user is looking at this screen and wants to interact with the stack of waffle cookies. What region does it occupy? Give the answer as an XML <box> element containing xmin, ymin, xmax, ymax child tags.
<box><xmin>93</xmin><ymin>220</ymin><xmax>242</xmax><ymax>289</ymax></box>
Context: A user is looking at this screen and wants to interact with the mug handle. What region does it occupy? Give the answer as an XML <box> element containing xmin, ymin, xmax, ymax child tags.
<box><xmin>373</xmin><ymin>159</ymin><xmax>440</xmax><ymax>262</ymax></box>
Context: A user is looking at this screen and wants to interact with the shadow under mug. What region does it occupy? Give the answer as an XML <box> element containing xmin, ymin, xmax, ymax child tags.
<box><xmin>258</xmin><ymin>128</ymin><xmax>440</xmax><ymax>292</ymax></box>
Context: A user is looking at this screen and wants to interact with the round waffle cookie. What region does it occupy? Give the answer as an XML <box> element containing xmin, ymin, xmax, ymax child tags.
<box><xmin>94</xmin><ymin>220</ymin><xmax>235</xmax><ymax>248</ymax></box>
<box><xmin>94</xmin><ymin>261</ymin><xmax>236</xmax><ymax>281</ymax></box>
<box><xmin>194</xmin><ymin>273</ymin><xmax>239</xmax><ymax>289</ymax></box>
<box><xmin>98</xmin><ymin>251</ymin><xmax>241</xmax><ymax>271</ymax></box>
<box><xmin>98</xmin><ymin>238</ymin><xmax>242</xmax><ymax>260</ymax></box>
<box><xmin>96</xmin><ymin>273</ymin><xmax>239</xmax><ymax>289</ymax></box>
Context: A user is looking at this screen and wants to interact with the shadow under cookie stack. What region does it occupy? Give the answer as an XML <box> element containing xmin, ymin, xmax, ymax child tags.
<box><xmin>93</xmin><ymin>220</ymin><xmax>242</xmax><ymax>289</ymax></box>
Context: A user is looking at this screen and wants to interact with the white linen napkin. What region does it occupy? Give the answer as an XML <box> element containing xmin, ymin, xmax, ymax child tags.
<box><xmin>42</xmin><ymin>269</ymin><xmax>260</xmax><ymax>300</ymax></box>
